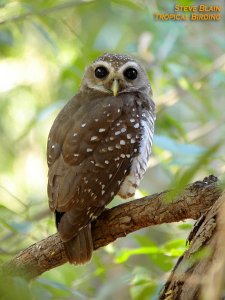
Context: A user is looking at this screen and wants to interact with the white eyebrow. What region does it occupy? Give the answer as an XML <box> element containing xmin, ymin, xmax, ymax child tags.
<box><xmin>118</xmin><ymin>61</ymin><xmax>139</xmax><ymax>74</ymax></box>
<box><xmin>92</xmin><ymin>61</ymin><xmax>113</xmax><ymax>70</ymax></box>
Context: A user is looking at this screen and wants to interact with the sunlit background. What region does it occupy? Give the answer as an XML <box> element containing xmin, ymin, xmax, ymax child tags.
<box><xmin>0</xmin><ymin>0</ymin><xmax>225</xmax><ymax>299</ymax></box>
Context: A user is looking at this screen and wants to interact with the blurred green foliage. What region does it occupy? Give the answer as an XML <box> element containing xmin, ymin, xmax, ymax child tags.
<box><xmin>0</xmin><ymin>0</ymin><xmax>225</xmax><ymax>299</ymax></box>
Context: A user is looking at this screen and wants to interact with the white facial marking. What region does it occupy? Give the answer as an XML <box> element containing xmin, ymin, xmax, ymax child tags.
<box><xmin>99</xmin><ymin>128</ymin><xmax>106</xmax><ymax>132</ymax></box>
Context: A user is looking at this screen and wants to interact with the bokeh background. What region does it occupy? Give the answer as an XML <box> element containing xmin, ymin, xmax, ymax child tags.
<box><xmin>0</xmin><ymin>0</ymin><xmax>225</xmax><ymax>299</ymax></box>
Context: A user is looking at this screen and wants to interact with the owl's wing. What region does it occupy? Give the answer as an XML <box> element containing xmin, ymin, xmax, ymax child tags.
<box><xmin>47</xmin><ymin>93</ymin><xmax>154</xmax><ymax>242</ymax></box>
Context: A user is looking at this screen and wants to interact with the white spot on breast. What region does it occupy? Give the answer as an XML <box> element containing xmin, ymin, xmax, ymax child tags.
<box><xmin>134</xmin><ymin>123</ymin><xmax>139</xmax><ymax>128</ymax></box>
<box><xmin>109</xmin><ymin>174</ymin><xmax>112</xmax><ymax>179</ymax></box>
<box><xmin>120</xmin><ymin>154</ymin><xmax>125</xmax><ymax>158</ymax></box>
<box><xmin>73</xmin><ymin>133</ymin><xmax>77</xmax><ymax>137</ymax></box>
<box><xmin>131</xmin><ymin>138</ymin><xmax>136</xmax><ymax>144</ymax></box>
<box><xmin>127</xmin><ymin>134</ymin><xmax>132</xmax><ymax>139</ymax></box>
<box><xmin>51</xmin><ymin>145</ymin><xmax>55</xmax><ymax>149</ymax></box>
<box><xmin>121</xmin><ymin>128</ymin><xmax>126</xmax><ymax>133</ymax></box>
<box><xmin>87</xmin><ymin>148</ymin><xmax>93</xmax><ymax>152</ymax></box>
<box><xmin>111</xmin><ymin>192</ymin><xmax>114</xmax><ymax>197</ymax></box>
<box><xmin>126</xmin><ymin>154</ymin><xmax>131</xmax><ymax>158</ymax></box>
<box><xmin>81</xmin><ymin>123</ymin><xmax>86</xmax><ymax>127</ymax></box>
<box><xmin>130</xmin><ymin>118</ymin><xmax>135</xmax><ymax>123</ymax></box>
<box><xmin>91</xmin><ymin>136</ymin><xmax>99</xmax><ymax>141</ymax></box>
<box><xmin>99</xmin><ymin>128</ymin><xmax>106</xmax><ymax>132</ymax></box>
<box><xmin>73</xmin><ymin>153</ymin><xmax>79</xmax><ymax>157</ymax></box>
<box><xmin>105</xmin><ymin>160</ymin><xmax>109</xmax><ymax>164</ymax></box>
<box><xmin>115</xmin><ymin>131</ymin><xmax>121</xmax><ymax>136</ymax></box>
<box><xmin>120</xmin><ymin>140</ymin><xmax>126</xmax><ymax>145</ymax></box>
<box><xmin>95</xmin><ymin>119</ymin><xmax>99</xmax><ymax>122</ymax></box>
<box><xmin>108</xmin><ymin>146</ymin><xmax>113</xmax><ymax>151</ymax></box>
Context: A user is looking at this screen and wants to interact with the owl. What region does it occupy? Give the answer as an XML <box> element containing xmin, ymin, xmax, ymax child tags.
<box><xmin>47</xmin><ymin>53</ymin><xmax>155</xmax><ymax>264</ymax></box>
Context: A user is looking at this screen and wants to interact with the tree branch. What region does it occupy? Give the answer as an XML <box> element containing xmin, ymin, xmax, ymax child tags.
<box><xmin>1</xmin><ymin>175</ymin><xmax>221</xmax><ymax>280</ymax></box>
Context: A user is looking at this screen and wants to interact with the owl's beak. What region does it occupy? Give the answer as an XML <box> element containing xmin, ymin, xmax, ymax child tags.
<box><xmin>111</xmin><ymin>79</ymin><xmax>119</xmax><ymax>96</ymax></box>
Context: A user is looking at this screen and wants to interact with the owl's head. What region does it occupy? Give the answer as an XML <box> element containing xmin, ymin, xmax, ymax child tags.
<box><xmin>81</xmin><ymin>53</ymin><xmax>151</xmax><ymax>96</ymax></box>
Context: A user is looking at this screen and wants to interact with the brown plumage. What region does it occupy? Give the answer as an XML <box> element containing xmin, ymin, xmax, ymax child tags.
<box><xmin>47</xmin><ymin>53</ymin><xmax>155</xmax><ymax>264</ymax></box>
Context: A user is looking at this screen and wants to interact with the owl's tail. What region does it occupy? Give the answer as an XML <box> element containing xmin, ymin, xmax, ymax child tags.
<box><xmin>63</xmin><ymin>224</ymin><xmax>93</xmax><ymax>264</ymax></box>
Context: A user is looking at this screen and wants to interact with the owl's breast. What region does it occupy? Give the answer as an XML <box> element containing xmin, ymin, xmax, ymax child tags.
<box><xmin>118</xmin><ymin>108</ymin><xmax>155</xmax><ymax>199</ymax></box>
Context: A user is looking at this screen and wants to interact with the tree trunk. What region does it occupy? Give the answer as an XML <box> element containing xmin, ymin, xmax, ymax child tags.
<box><xmin>159</xmin><ymin>185</ymin><xmax>225</xmax><ymax>300</ymax></box>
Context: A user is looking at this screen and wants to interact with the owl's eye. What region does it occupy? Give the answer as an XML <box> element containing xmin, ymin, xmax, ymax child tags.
<box><xmin>95</xmin><ymin>66</ymin><xmax>109</xmax><ymax>79</ymax></box>
<box><xmin>123</xmin><ymin>68</ymin><xmax>138</xmax><ymax>80</ymax></box>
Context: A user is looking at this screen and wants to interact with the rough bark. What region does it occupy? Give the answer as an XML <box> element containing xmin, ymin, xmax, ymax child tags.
<box><xmin>159</xmin><ymin>181</ymin><xmax>225</xmax><ymax>300</ymax></box>
<box><xmin>1</xmin><ymin>175</ymin><xmax>220</xmax><ymax>281</ymax></box>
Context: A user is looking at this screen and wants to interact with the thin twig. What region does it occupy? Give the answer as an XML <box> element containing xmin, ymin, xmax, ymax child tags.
<box><xmin>0</xmin><ymin>0</ymin><xmax>94</xmax><ymax>26</ymax></box>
